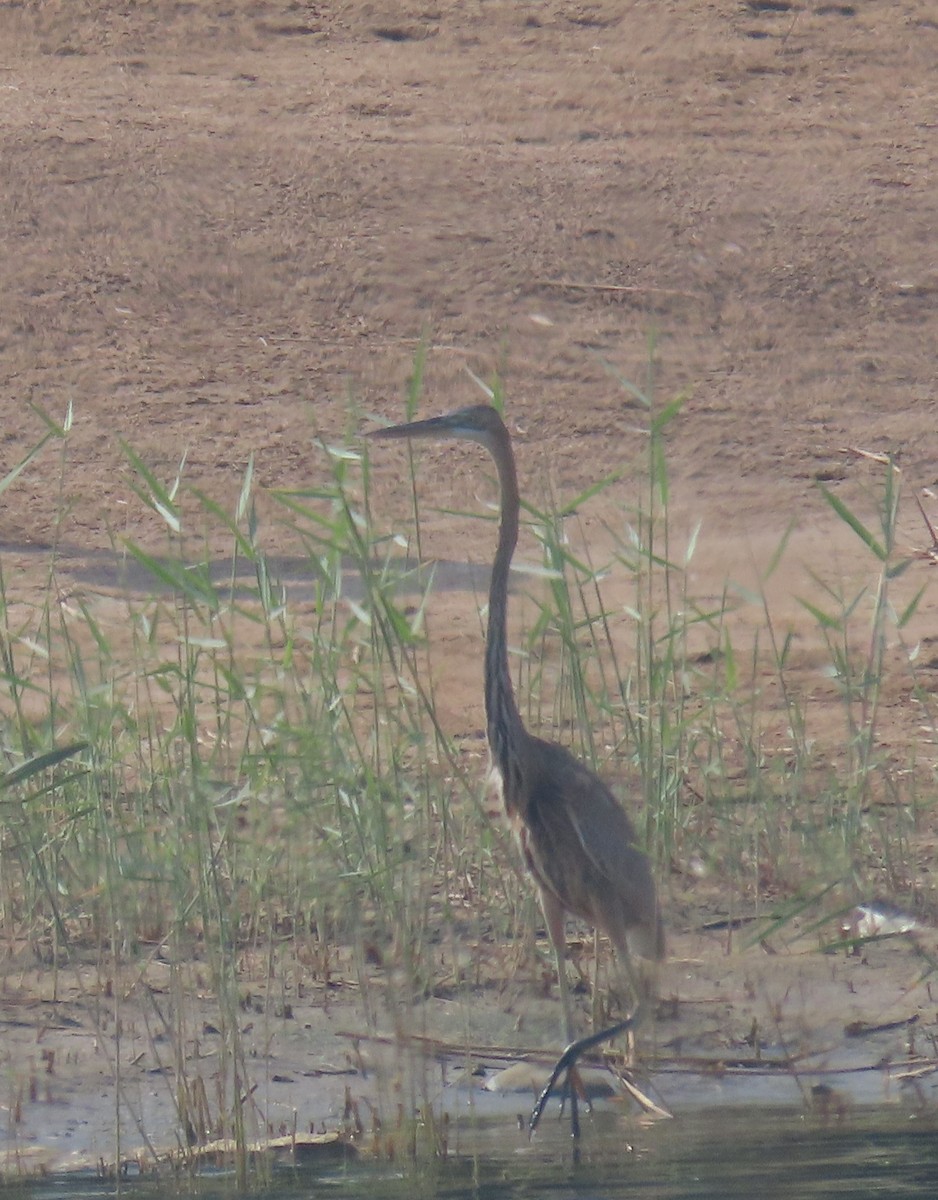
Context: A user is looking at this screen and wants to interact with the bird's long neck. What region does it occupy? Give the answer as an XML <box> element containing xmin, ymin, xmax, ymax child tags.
<box><xmin>484</xmin><ymin>433</ymin><xmax>527</xmax><ymax>808</ymax></box>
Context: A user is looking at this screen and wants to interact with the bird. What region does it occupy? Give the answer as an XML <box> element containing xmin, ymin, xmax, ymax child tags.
<box><xmin>368</xmin><ymin>403</ymin><xmax>664</xmax><ymax>1139</ymax></box>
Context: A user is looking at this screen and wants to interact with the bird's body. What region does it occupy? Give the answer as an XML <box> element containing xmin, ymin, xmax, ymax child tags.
<box><xmin>499</xmin><ymin>734</ymin><xmax>664</xmax><ymax>965</ymax></box>
<box><xmin>369</xmin><ymin>403</ymin><xmax>663</xmax><ymax>1134</ymax></box>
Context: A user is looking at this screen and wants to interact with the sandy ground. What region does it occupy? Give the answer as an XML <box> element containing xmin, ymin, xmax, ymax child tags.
<box><xmin>2</xmin><ymin>0</ymin><xmax>938</xmax><ymax>1176</ymax></box>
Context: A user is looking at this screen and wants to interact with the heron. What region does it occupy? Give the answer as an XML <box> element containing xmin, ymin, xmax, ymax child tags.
<box><xmin>368</xmin><ymin>404</ymin><xmax>664</xmax><ymax>1139</ymax></box>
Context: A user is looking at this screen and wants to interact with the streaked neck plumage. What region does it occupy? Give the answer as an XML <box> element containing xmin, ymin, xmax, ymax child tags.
<box><xmin>482</xmin><ymin>426</ymin><xmax>527</xmax><ymax>810</ymax></box>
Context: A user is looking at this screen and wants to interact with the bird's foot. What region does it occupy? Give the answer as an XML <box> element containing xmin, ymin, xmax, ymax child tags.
<box><xmin>528</xmin><ymin>1010</ymin><xmax>642</xmax><ymax>1141</ymax></box>
<box><xmin>529</xmin><ymin>1045</ymin><xmax>585</xmax><ymax>1139</ymax></box>
<box><xmin>540</xmin><ymin>1063</ymin><xmax>590</xmax><ymax>1139</ymax></box>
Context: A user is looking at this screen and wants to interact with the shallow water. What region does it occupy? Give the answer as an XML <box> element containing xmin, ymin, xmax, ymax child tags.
<box><xmin>13</xmin><ymin>1107</ymin><xmax>938</xmax><ymax>1200</ymax></box>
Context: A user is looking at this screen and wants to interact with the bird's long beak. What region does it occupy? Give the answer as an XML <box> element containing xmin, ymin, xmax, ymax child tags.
<box><xmin>368</xmin><ymin>412</ymin><xmax>462</xmax><ymax>441</ymax></box>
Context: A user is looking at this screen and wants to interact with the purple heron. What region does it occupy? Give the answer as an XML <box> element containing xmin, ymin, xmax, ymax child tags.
<box><xmin>369</xmin><ymin>404</ymin><xmax>663</xmax><ymax>1138</ymax></box>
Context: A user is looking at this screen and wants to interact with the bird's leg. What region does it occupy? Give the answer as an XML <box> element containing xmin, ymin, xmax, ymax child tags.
<box><xmin>615</xmin><ymin>946</ymin><xmax>644</xmax><ymax>1063</ymax></box>
<box><xmin>538</xmin><ymin>890</ymin><xmax>576</xmax><ymax>1042</ymax></box>
<box><xmin>538</xmin><ymin>892</ymin><xmax>586</xmax><ymax>1135</ymax></box>
<box><xmin>530</xmin><ymin>937</ymin><xmax>655</xmax><ymax>1138</ymax></box>
<box><xmin>590</xmin><ymin>930</ymin><xmax>638</xmax><ymax>1060</ymax></box>
<box><xmin>551</xmin><ymin>934</ymin><xmax>585</xmax><ymax>1133</ymax></box>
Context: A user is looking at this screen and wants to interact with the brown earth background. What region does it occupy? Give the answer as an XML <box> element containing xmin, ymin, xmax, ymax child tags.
<box><xmin>2</xmin><ymin>0</ymin><xmax>938</xmax><ymax>1174</ymax></box>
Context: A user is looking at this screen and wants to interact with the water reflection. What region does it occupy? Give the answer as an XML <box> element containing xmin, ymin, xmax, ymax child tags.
<box><xmin>17</xmin><ymin>1107</ymin><xmax>938</xmax><ymax>1200</ymax></box>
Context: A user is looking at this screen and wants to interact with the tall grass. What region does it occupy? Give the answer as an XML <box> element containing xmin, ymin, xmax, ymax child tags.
<box><xmin>0</xmin><ymin>364</ymin><xmax>934</xmax><ymax>1174</ymax></box>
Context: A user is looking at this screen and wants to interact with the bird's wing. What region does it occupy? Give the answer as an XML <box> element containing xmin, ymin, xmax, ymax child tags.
<box><xmin>527</xmin><ymin>738</ymin><xmax>662</xmax><ymax>955</ymax></box>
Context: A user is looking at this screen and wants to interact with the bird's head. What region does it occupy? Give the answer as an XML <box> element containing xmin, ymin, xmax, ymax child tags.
<box><xmin>368</xmin><ymin>404</ymin><xmax>508</xmax><ymax>453</ymax></box>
